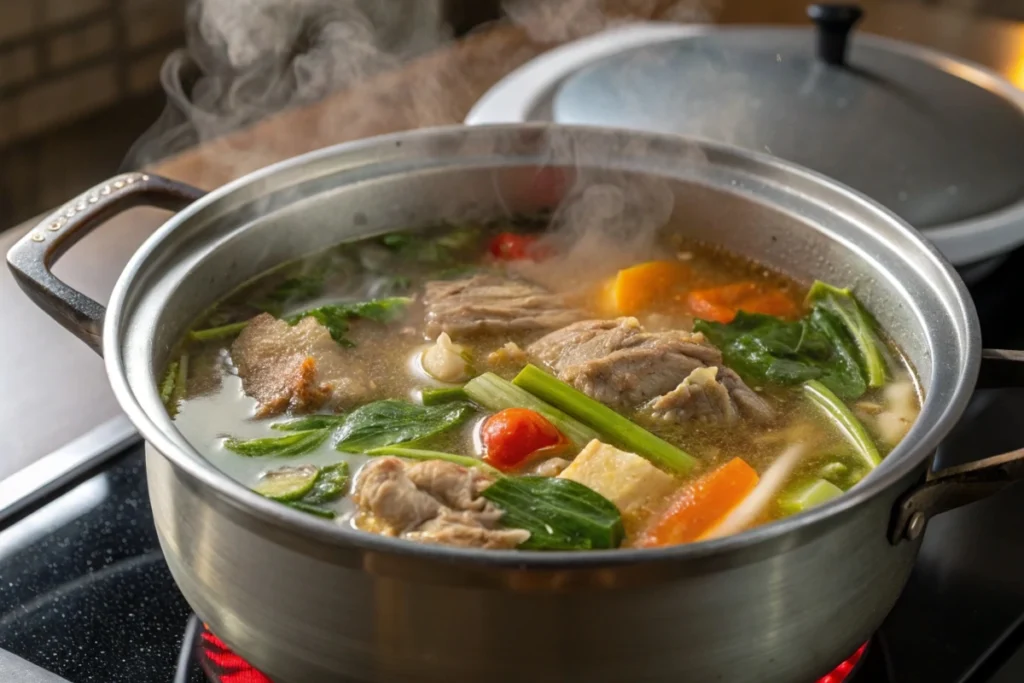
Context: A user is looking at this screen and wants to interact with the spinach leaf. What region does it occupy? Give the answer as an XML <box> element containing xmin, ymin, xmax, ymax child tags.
<box><xmin>272</xmin><ymin>414</ymin><xmax>349</xmax><ymax>431</ymax></box>
<box><xmin>481</xmin><ymin>476</ymin><xmax>624</xmax><ymax>550</ymax></box>
<box><xmin>334</xmin><ymin>399</ymin><xmax>475</xmax><ymax>453</ymax></box>
<box><xmin>224</xmin><ymin>429</ymin><xmax>330</xmax><ymax>457</ymax></box>
<box><xmin>286</xmin><ymin>297</ymin><xmax>411</xmax><ymax>346</ymax></box>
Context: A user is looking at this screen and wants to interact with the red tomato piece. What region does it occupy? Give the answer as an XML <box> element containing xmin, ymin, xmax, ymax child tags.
<box><xmin>481</xmin><ymin>408</ymin><xmax>567</xmax><ymax>471</ymax></box>
<box><xmin>489</xmin><ymin>232</ymin><xmax>546</xmax><ymax>261</ymax></box>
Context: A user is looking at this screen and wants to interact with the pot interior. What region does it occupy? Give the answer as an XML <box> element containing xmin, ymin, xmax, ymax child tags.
<box><xmin>107</xmin><ymin>124</ymin><xmax>978</xmax><ymax>551</ymax></box>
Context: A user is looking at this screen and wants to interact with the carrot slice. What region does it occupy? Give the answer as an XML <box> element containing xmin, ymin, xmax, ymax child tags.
<box><xmin>604</xmin><ymin>261</ymin><xmax>691</xmax><ymax>315</ymax></box>
<box><xmin>687</xmin><ymin>281</ymin><xmax>799</xmax><ymax>323</ymax></box>
<box><xmin>636</xmin><ymin>457</ymin><xmax>759</xmax><ymax>547</ymax></box>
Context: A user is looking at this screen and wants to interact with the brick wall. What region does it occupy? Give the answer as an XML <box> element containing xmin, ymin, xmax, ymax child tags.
<box><xmin>0</xmin><ymin>0</ymin><xmax>185</xmax><ymax>147</ymax></box>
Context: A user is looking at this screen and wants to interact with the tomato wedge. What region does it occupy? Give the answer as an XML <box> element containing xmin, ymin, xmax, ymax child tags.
<box><xmin>489</xmin><ymin>233</ymin><xmax>547</xmax><ymax>261</ymax></box>
<box><xmin>481</xmin><ymin>408</ymin><xmax>568</xmax><ymax>471</ymax></box>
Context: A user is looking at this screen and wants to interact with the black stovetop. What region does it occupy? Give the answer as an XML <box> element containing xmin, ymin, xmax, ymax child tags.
<box><xmin>3</xmin><ymin>251</ymin><xmax>1024</xmax><ymax>683</ymax></box>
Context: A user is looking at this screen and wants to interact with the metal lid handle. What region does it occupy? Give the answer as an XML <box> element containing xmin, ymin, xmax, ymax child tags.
<box><xmin>807</xmin><ymin>3</ymin><xmax>864</xmax><ymax>66</ymax></box>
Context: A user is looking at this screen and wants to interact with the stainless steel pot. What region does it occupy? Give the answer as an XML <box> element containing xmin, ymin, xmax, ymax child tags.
<box><xmin>8</xmin><ymin>124</ymin><xmax>1024</xmax><ymax>683</ymax></box>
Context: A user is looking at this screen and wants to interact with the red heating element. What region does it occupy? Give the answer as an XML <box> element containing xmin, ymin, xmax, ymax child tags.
<box><xmin>199</xmin><ymin>626</ymin><xmax>868</xmax><ymax>683</ymax></box>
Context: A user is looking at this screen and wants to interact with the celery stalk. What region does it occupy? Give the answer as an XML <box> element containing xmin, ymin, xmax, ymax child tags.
<box><xmin>464</xmin><ymin>372</ymin><xmax>599</xmax><ymax>447</ymax></box>
<box><xmin>512</xmin><ymin>365</ymin><xmax>696</xmax><ymax>475</ymax></box>
<box><xmin>779</xmin><ymin>478</ymin><xmax>844</xmax><ymax>515</ymax></box>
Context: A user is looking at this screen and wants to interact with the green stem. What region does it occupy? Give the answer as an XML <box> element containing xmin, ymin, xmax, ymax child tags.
<box><xmin>512</xmin><ymin>365</ymin><xmax>697</xmax><ymax>475</ymax></box>
<box><xmin>189</xmin><ymin>321</ymin><xmax>249</xmax><ymax>342</ymax></box>
<box><xmin>420</xmin><ymin>387</ymin><xmax>469</xmax><ymax>406</ymax></box>
<box><xmin>803</xmin><ymin>379</ymin><xmax>882</xmax><ymax>469</ymax></box>
<box><xmin>366</xmin><ymin>446</ymin><xmax>503</xmax><ymax>476</ymax></box>
<box><xmin>464</xmin><ymin>372</ymin><xmax>599</xmax><ymax>447</ymax></box>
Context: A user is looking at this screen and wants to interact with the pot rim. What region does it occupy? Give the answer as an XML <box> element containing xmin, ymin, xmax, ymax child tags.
<box><xmin>104</xmin><ymin>123</ymin><xmax>981</xmax><ymax>569</ymax></box>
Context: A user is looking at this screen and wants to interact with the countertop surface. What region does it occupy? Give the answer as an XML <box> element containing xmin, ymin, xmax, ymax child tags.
<box><xmin>2</xmin><ymin>0</ymin><xmax>1023</xmax><ymax>479</ymax></box>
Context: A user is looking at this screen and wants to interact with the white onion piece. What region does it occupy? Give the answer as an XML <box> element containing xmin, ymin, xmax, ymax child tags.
<box><xmin>420</xmin><ymin>332</ymin><xmax>472</xmax><ymax>383</ymax></box>
<box><xmin>701</xmin><ymin>443</ymin><xmax>809</xmax><ymax>541</ymax></box>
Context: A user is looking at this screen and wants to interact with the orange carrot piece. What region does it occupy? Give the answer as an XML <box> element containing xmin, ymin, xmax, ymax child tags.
<box><xmin>605</xmin><ymin>261</ymin><xmax>691</xmax><ymax>315</ymax></box>
<box><xmin>636</xmin><ymin>457</ymin><xmax>759</xmax><ymax>548</ymax></box>
<box><xmin>687</xmin><ymin>281</ymin><xmax>799</xmax><ymax>323</ymax></box>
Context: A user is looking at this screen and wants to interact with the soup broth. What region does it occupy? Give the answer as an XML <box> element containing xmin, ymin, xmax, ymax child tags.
<box><xmin>165</xmin><ymin>221</ymin><xmax>920</xmax><ymax>551</ymax></box>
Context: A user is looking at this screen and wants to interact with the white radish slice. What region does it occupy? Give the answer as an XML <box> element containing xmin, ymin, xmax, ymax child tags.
<box><xmin>701</xmin><ymin>443</ymin><xmax>809</xmax><ymax>541</ymax></box>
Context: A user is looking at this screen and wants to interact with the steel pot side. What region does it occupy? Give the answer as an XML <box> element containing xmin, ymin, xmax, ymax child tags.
<box><xmin>8</xmin><ymin>124</ymin><xmax>1023</xmax><ymax>682</ymax></box>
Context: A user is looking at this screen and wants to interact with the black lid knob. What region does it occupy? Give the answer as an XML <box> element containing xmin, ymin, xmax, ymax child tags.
<box><xmin>807</xmin><ymin>4</ymin><xmax>863</xmax><ymax>66</ymax></box>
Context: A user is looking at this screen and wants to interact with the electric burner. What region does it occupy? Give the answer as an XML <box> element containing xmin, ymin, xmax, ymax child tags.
<box><xmin>3</xmin><ymin>248</ymin><xmax>1024</xmax><ymax>682</ymax></box>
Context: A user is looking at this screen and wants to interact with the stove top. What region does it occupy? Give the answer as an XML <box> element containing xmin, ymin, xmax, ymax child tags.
<box><xmin>3</xmin><ymin>248</ymin><xmax>1024</xmax><ymax>683</ymax></box>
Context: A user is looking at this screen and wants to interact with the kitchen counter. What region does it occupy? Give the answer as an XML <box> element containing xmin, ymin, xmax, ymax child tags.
<box><xmin>2</xmin><ymin>0</ymin><xmax>1023</xmax><ymax>481</ymax></box>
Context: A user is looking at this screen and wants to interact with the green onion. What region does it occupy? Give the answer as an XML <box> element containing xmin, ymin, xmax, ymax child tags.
<box><xmin>253</xmin><ymin>464</ymin><xmax>320</xmax><ymax>501</ymax></box>
<box><xmin>779</xmin><ymin>478</ymin><xmax>844</xmax><ymax>515</ymax></box>
<box><xmin>803</xmin><ymin>380</ymin><xmax>881</xmax><ymax>469</ymax></box>
<box><xmin>189</xmin><ymin>321</ymin><xmax>249</xmax><ymax>342</ymax></box>
<box><xmin>225</xmin><ymin>429</ymin><xmax>330</xmax><ymax>457</ymax></box>
<box><xmin>419</xmin><ymin>387</ymin><xmax>470</xmax><ymax>406</ymax></box>
<box><xmin>481</xmin><ymin>476</ymin><xmax>624</xmax><ymax>550</ymax></box>
<box><xmin>366</xmin><ymin>446</ymin><xmax>502</xmax><ymax>475</ymax></box>
<box><xmin>512</xmin><ymin>365</ymin><xmax>696</xmax><ymax>474</ymax></box>
<box><xmin>464</xmin><ymin>372</ymin><xmax>599</xmax><ymax>447</ymax></box>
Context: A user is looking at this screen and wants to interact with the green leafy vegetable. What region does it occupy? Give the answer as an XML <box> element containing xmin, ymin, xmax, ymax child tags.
<box><xmin>380</xmin><ymin>225</ymin><xmax>481</xmax><ymax>264</ymax></box>
<box><xmin>806</xmin><ymin>281</ymin><xmax>888</xmax><ymax>388</ymax></box>
<box><xmin>189</xmin><ymin>321</ymin><xmax>249</xmax><ymax>342</ymax></box>
<box><xmin>160</xmin><ymin>354</ymin><xmax>189</xmax><ymax>416</ymax></box>
<box><xmin>512</xmin><ymin>365</ymin><xmax>696</xmax><ymax>475</ymax></box>
<box><xmin>481</xmin><ymin>476</ymin><xmax>624</xmax><ymax>550</ymax></box>
<box><xmin>464</xmin><ymin>372</ymin><xmax>599</xmax><ymax>448</ymax></box>
<box><xmin>419</xmin><ymin>387</ymin><xmax>470</xmax><ymax>406</ymax></box>
<box><xmin>253</xmin><ymin>464</ymin><xmax>319</xmax><ymax>500</ymax></box>
<box><xmin>160</xmin><ymin>360</ymin><xmax>179</xmax><ymax>406</ymax></box>
<box><xmin>256</xmin><ymin>274</ymin><xmax>326</xmax><ymax>316</ymax></box>
<box><xmin>225</xmin><ymin>429</ymin><xmax>330</xmax><ymax>457</ymax></box>
<box><xmin>334</xmin><ymin>399</ymin><xmax>475</xmax><ymax>453</ymax></box>
<box><xmin>694</xmin><ymin>282</ymin><xmax>887</xmax><ymax>400</ymax></box>
<box><xmin>367</xmin><ymin>446</ymin><xmax>502</xmax><ymax>475</ymax></box>
<box><xmin>271</xmin><ymin>414</ymin><xmax>349</xmax><ymax>431</ymax></box>
<box><xmin>803</xmin><ymin>380</ymin><xmax>882</xmax><ymax>470</ymax></box>
<box><xmin>287</xmin><ymin>501</ymin><xmax>337</xmax><ymax>518</ymax></box>
<box><xmin>303</xmin><ymin>462</ymin><xmax>350</xmax><ymax>504</ymax></box>
<box><xmin>287</xmin><ymin>297</ymin><xmax>411</xmax><ymax>346</ymax></box>
<box><xmin>778</xmin><ymin>478</ymin><xmax>844</xmax><ymax>514</ymax></box>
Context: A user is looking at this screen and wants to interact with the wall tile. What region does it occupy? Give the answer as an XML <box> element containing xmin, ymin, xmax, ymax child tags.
<box><xmin>46</xmin><ymin>19</ymin><xmax>116</xmax><ymax>68</ymax></box>
<box><xmin>0</xmin><ymin>1</ymin><xmax>34</xmax><ymax>43</ymax></box>
<box><xmin>41</xmin><ymin>0</ymin><xmax>110</xmax><ymax>27</ymax></box>
<box><xmin>0</xmin><ymin>45</ymin><xmax>37</xmax><ymax>89</ymax></box>
<box><xmin>127</xmin><ymin>50</ymin><xmax>168</xmax><ymax>93</ymax></box>
<box><xmin>124</xmin><ymin>2</ymin><xmax>184</xmax><ymax>48</ymax></box>
<box><xmin>13</xmin><ymin>64</ymin><xmax>118</xmax><ymax>137</ymax></box>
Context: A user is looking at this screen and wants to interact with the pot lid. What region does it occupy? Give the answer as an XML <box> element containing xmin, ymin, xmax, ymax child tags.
<box><xmin>550</xmin><ymin>6</ymin><xmax>1024</xmax><ymax>231</ymax></box>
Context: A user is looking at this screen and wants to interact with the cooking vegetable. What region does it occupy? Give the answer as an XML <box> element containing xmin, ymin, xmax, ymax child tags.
<box><xmin>334</xmin><ymin>399</ymin><xmax>475</xmax><ymax>452</ymax></box>
<box><xmin>420</xmin><ymin>332</ymin><xmax>473</xmax><ymax>383</ymax></box>
<box><xmin>512</xmin><ymin>365</ymin><xmax>697</xmax><ymax>474</ymax></box>
<box><xmin>161</xmin><ymin>354</ymin><xmax>189</xmax><ymax>416</ymax></box>
<box><xmin>253</xmin><ymin>464</ymin><xmax>320</xmax><ymax>501</ymax></box>
<box><xmin>287</xmin><ymin>296</ymin><xmax>411</xmax><ymax>346</ymax></box>
<box><xmin>804</xmin><ymin>380</ymin><xmax>882</xmax><ymax>470</ymax></box>
<box><xmin>159</xmin><ymin>358</ymin><xmax>180</xmax><ymax>407</ymax></box>
<box><xmin>419</xmin><ymin>387</ymin><xmax>469</xmax><ymax>406</ymax></box>
<box><xmin>637</xmin><ymin>458</ymin><xmax>759</xmax><ymax>547</ymax></box>
<box><xmin>778</xmin><ymin>477</ymin><xmax>844</xmax><ymax>515</ymax></box>
<box><xmin>558</xmin><ymin>440</ymin><xmax>677</xmax><ymax>531</ymax></box>
<box><xmin>253</xmin><ymin>462</ymin><xmax>350</xmax><ymax>517</ymax></box>
<box><xmin>700</xmin><ymin>444</ymin><xmax>807</xmax><ymax>540</ymax></box>
<box><xmin>687</xmin><ymin>282</ymin><xmax>799</xmax><ymax>323</ymax></box>
<box><xmin>464</xmin><ymin>372</ymin><xmax>599</xmax><ymax>447</ymax></box>
<box><xmin>225</xmin><ymin>429</ymin><xmax>330</xmax><ymax>457</ymax></box>
<box><xmin>367</xmin><ymin>446</ymin><xmax>502</xmax><ymax>475</ymax></box>
<box><xmin>806</xmin><ymin>281</ymin><xmax>887</xmax><ymax>388</ymax></box>
<box><xmin>271</xmin><ymin>414</ymin><xmax>348</xmax><ymax>431</ymax></box>
<box><xmin>481</xmin><ymin>408</ymin><xmax>568</xmax><ymax>471</ymax></box>
<box><xmin>694</xmin><ymin>298</ymin><xmax>871</xmax><ymax>401</ymax></box>
<box><xmin>257</xmin><ymin>273</ymin><xmax>326</xmax><ymax>315</ymax></box>
<box><xmin>189</xmin><ymin>321</ymin><xmax>249</xmax><ymax>342</ymax></box>
<box><xmin>382</xmin><ymin>225</ymin><xmax>481</xmax><ymax>264</ymax></box>
<box><xmin>603</xmin><ymin>260</ymin><xmax>690</xmax><ymax>315</ymax></box>
<box><xmin>481</xmin><ymin>476</ymin><xmax>625</xmax><ymax>550</ymax></box>
<box><xmin>489</xmin><ymin>232</ymin><xmax>543</xmax><ymax>260</ymax></box>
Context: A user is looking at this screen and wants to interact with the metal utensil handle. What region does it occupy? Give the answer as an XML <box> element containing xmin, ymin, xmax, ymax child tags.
<box><xmin>889</xmin><ymin>348</ymin><xmax>1024</xmax><ymax>543</ymax></box>
<box><xmin>5</xmin><ymin>173</ymin><xmax>205</xmax><ymax>356</ymax></box>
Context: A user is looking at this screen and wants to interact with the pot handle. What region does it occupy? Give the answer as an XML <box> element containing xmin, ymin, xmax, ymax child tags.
<box><xmin>6</xmin><ymin>173</ymin><xmax>205</xmax><ymax>356</ymax></box>
<box><xmin>889</xmin><ymin>348</ymin><xmax>1024</xmax><ymax>544</ymax></box>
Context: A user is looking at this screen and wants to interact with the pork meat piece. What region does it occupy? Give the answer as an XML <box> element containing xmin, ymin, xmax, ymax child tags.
<box><xmin>423</xmin><ymin>275</ymin><xmax>584</xmax><ymax>339</ymax></box>
<box><xmin>231</xmin><ymin>313</ymin><xmax>367</xmax><ymax>417</ymax></box>
<box><xmin>646</xmin><ymin>366</ymin><xmax>740</xmax><ymax>423</ymax></box>
<box><xmin>353</xmin><ymin>457</ymin><xmax>529</xmax><ymax>550</ymax></box>
<box><xmin>528</xmin><ymin>317</ymin><xmax>773</xmax><ymax>423</ymax></box>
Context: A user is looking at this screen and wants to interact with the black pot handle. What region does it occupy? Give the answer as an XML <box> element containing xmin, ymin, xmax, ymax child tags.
<box><xmin>889</xmin><ymin>349</ymin><xmax>1024</xmax><ymax>543</ymax></box>
<box><xmin>6</xmin><ymin>173</ymin><xmax>205</xmax><ymax>356</ymax></box>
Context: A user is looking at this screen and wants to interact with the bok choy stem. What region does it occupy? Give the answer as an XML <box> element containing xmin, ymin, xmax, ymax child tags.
<box><xmin>512</xmin><ymin>365</ymin><xmax>697</xmax><ymax>475</ymax></box>
<box><xmin>803</xmin><ymin>379</ymin><xmax>881</xmax><ymax>469</ymax></box>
